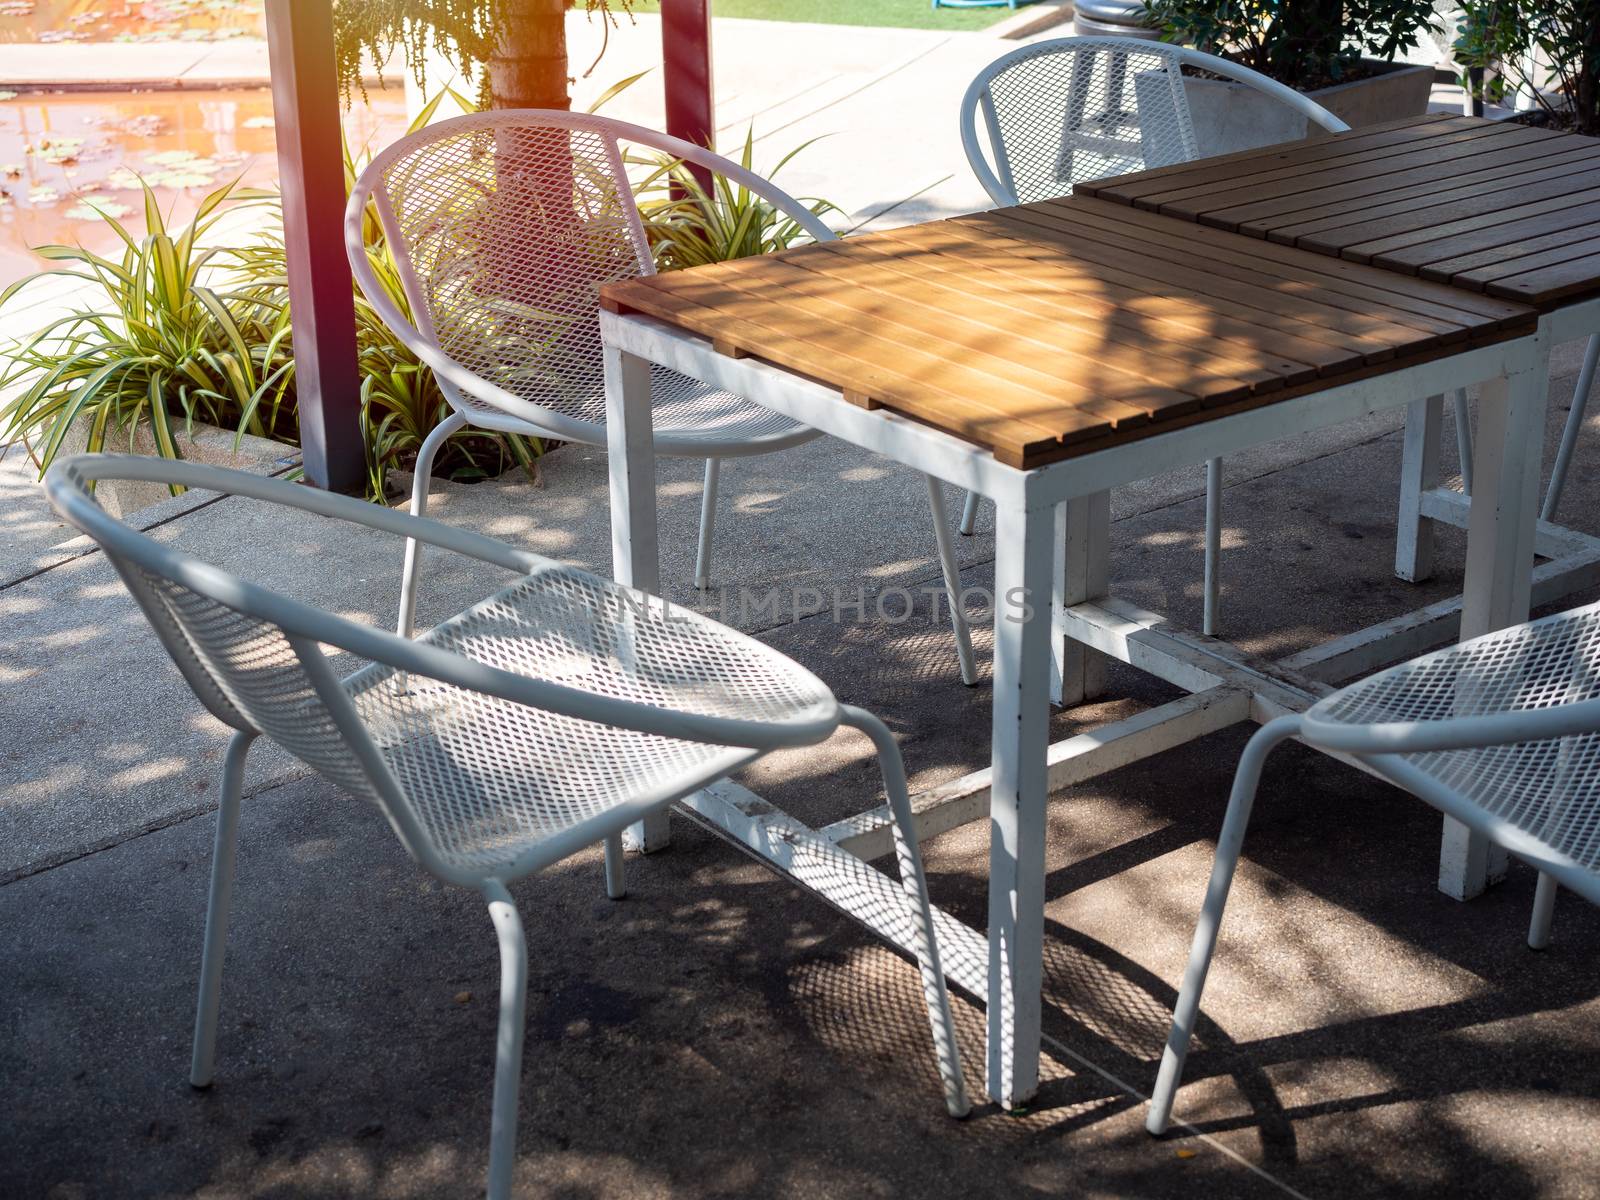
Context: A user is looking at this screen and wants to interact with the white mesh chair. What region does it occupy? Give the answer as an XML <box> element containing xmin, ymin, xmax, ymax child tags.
<box><xmin>347</xmin><ymin>110</ymin><xmax>975</xmax><ymax>685</ymax></box>
<box><xmin>1147</xmin><ymin>600</ymin><xmax>1600</xmax><ymax>1135</ymax></box>
<box><xmin>958</xmin><ymin>37</ymin><xmax>1350</xmax><ymax>636</ymax></box>
<box><xmin>46</xmin><ymin>454</ymin><xmax>970</xmax><ymax>1200</ymax></box>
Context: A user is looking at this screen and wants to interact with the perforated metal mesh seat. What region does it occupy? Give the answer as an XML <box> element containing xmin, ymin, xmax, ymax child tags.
<box><xmin>47</xmin><ymin>456</ymin><xmax>971</xmax><ymax>1197</ymax></box>
<box><xmin>1305</xmin><ymin>604</ymin><xmax>1600</xmax><ymax>875</ymax></box>
<box><xmin>344</xmin><ymin>568</ymin><xmax>834</xmax><ymax>872</ymax></box>
<box><xmin>1149</xmin><ymin>600</ymin><xmax>1600</xmax><ymax>1135</ymax></box>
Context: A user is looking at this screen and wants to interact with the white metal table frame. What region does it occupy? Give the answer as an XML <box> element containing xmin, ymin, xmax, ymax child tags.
<box><xmin>1390</xmin><ymin>297</ymin><xmax>1600</xmax><ymax>900</ymax></box>
<box><xmin>601</xmin><ymin>304</ymin><xmax>1548</xmax><ymax>1111</ymax></box>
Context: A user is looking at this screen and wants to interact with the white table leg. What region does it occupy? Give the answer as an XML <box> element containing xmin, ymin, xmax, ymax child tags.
<box><xmin>605</xmin><ymin>344</ymin><xmax>672</xmax><ymax>853</ymax></box>
<box><xmin>1441</xmin><ymin>345</ymin><xmax>1550</xmax><ymax>898</ymax></box>
<box><xmin>1053</xmin><ymin>491</ymin><xmax>1110</xmax><ymax>707</ymax></box>
<box><xmin>988</xmin><ymin>496</ymin><xmax>1056</xmax><ymax>1109</ymax></box>
<box><xmin>1396</xmin><ymin>394</ymin><xmax>1443</xmax><ymax>583</ymax></box>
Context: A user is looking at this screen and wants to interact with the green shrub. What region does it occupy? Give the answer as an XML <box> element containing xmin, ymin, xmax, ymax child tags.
<box><xmin>0</xmin><ymin>180</ymin><xmax>295</xmax><ymax>495</ymax></box>
<box><xmin>1142</xmin><ymin>0</ymin><xmax>1438</xmax><ymax>87</ymax></box>
<box><xmin>634</xmin><ymin>129</ymin><xmax>839</xmax><ymax>270</ymax></box>
<box><xmin>1454</xmin><ymin>0</ymin><xmax>1600</xmax><ymax>136</ymax></box>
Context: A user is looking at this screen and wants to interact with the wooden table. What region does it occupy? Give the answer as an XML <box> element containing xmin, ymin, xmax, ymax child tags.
<box><xmin>597</xmin><ymin>191</ymin><xmax>1545</xmax><ymax>1110</ymax></box>
<box><xmin>1080</xmin><ymin>112</ymin><xmax>1600</xmax><ymax>898</ymax></box>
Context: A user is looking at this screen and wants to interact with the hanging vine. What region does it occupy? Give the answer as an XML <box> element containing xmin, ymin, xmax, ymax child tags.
<box><xmin>331</xmin><ymin>0</ymin><xmax>632</xmax><ymax>107</ymax></box>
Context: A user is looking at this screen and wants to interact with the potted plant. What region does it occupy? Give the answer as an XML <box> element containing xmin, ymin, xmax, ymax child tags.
<box><xmin>1454</xmin><ymin>0</ymin><xmax>1600</xmax><ymax>137</ymax></box>
<box><xmin>1142</xmin><ymin>0</ymin><xmax>1441</xmax><ymax>154</ymax></box>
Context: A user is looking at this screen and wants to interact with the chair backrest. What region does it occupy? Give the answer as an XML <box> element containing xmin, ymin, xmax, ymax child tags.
<box><xmin>46</xmin><ymin>454</ymin><xmax>841</xmax><ymax>885</ymax></box>
<box><xmin>43</xmin><ymin>458</ymin><xmax>411</xmax><ymax>826</ymax></box>
<box><xmin>347</xmin><ymin>111</ymin><xmax>835</xmax><ymax>441</ymax></box>
<box><xmin>960</xmin><ymin>36</ymin><xmax>1351</xmax><ymax>207</ymax></box>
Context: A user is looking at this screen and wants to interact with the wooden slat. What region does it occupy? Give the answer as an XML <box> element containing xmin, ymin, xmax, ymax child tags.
<box><xmin>773</xmin><ymin>238</ymin><xmax>1297</xmax><ymax>398</ymax></box>
<box><xmin>839</xmin><ymin>222</ymin><xmax>1348</xmax><ymax>376</ymax></box>
<box><xmin>1147</xmin><ymin>123</ymin><xmax>1547</xmax><ymax>222</ymax></box>
<box><xmin>983</xmin><ymin>204</ymin><xmax>1472</xmax><ymax>352</ymax></box>
<box><xmin>1311</xmin><ymin>176</ymin><xmax>1600</xmax><ymax>260</ymax></box>
<box><xmin>600</xmin><ymin>279</ymin><xmax>1074</xmax><ymax>460</ymax></box>
<box><xmin>1264</xmin><ymin>147</ymin><xmax>1600</xmax><ymax>245</ymax></box>
<box><xmin>1109</xmin><ymin>118</ymin><xmax>1511</xmax><ymax>209</ymax></box>
<box><xmin>1217</xmin><ymin>140</ymin><xmax>1600</xmax><ymax>235</ymax></box>
<box><xmin>630</xmin><ymin>267</ymin><xmax>1105</xmax><ymax>446</ymax></box>
<box><xmin>1439</xmin><ymin>222</ymin><xmax>1600</xmax><ymax>289</ymax></box>
<box><xmin>1083</xmin><ymin>113</ymin><xmax>1600</xmax><ymax>310</ymax></box>
<box><xmin>599</xmin><ymin>165</ymin><xmax>1539</xmax><ymax>469</ymax></box>
<box><xmin>1078</xmin><ymin>113</ymin><xmax>1464</xmax><ymax>202</ymax></box>
<box><xmin>715</xmin><ymin>255</ymin><xmax>1194</xmax><ymax>424</ymax></box>
<box><xmin>1357</xmin><ymin>197</ymin><xmax>1600</xmax><ymax>275</ymax></box>
<box><xmin>1051</xmin><ymin>195</ymin><xmax>1532</xmax><ymax>329</ymax></box>
<box><xmin>1493</xmin><ymin>252</ymin><xmax>1600</xmax><ymax>304</ymax></box>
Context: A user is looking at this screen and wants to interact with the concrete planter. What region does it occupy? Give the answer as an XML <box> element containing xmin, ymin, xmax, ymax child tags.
<box><xmin>56</xmin><ymin>417</ymin><xmax>300</xmax><ymax>518</ymax></box>
<box><xmin>1181</xmin><ymin>59</ymin><xmax>1435</xmax><ymax>157</ymax></box>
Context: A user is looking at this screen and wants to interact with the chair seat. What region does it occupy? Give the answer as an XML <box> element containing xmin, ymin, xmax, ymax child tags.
<box><xmin>1305</xmin><ymin>603</ymin><xmax>1600</xmax><ymax>876</ymax></box>
<box><xmin>344</xmin><ymin>566</ymin><xmax>837</xmax><ymax>875</ymax></box>
<box><xmin>452</xmin><ymin>360</ymin><xmax>816</xmax><ymax>456</ymax></box>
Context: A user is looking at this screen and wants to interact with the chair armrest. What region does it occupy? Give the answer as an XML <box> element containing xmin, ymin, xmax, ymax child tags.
<box><xmin>1302</xmin><ymin>697</ymin><xmax>1600</xmax><ymax>756</ymax></box>
<box><xmin>51</xmin><ymin>453</ymin><xmax>546</xmax><ymax>574</ymax></box>
<box><xmin>46</xmin><ymin>454</ymin><xmax>837</xmax><ymax>753</ymax></box>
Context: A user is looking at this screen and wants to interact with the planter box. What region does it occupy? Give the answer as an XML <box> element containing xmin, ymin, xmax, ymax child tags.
<box><xmin>55</xmin><ymin>418</ymin><xmax>299</xmax><ymax>518</ymax></box>
<box><xmin>1180</xmin><ymin>60</ymin><xmax>1436</xmax><ymax>158</ymax></box>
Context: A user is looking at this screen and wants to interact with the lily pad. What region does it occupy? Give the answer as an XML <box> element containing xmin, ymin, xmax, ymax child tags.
<box><xmin>65</xmin><ymin>194</ymin><xmax>131</xmax><ymax>220</ymax></box>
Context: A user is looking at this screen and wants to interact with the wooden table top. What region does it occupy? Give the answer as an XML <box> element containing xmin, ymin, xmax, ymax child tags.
<box><xmin>600</xmin><ymin>193</ymin><xmax>1533</xmax><ymax>469</ymax></box>
<box><xmin>1078</xmin><ymin>113</ymin><xmax>1600</xmax><ymax>311</ymax></box>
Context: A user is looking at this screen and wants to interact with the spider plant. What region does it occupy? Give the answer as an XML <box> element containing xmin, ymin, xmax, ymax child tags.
<box><xmin>0</xmin><ymin>179</ymin><xmax>293</xmax><ymax>495</ymax></box>
<box><xmin>633</xmin><ymin>128</ymin><xmax>841</xmax><ymax>271</ymax></box>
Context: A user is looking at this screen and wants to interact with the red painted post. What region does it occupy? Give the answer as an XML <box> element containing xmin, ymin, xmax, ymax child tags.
<box><xmin>263</xmin><ymin>0</ymin><xmax>365</xmax><ymax>494</ymax></box>
<box><xmin>661</xmin><ymin>0</ymin><xmax>715</xmax><ymax>188</ymax></box>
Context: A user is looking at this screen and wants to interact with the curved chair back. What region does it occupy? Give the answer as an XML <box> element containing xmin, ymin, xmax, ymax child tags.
<box><xmin>960</xmin><ymin>36</ymin><xmax>1351</xmax><ymax>207</ymax></box>
<box><xmin>346</xmin><ymin>111</ymin><xmax>835</xmax><ymax>444</ymax></box>
<box><xmin>45</xmin><ymin>455</ymin><xmax>840</xmax><ymax>886</ymax></box>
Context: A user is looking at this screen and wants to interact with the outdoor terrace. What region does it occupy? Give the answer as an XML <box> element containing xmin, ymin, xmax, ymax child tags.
<box><xmin>3</xmin><ymin>5</ymin><xmax>1599</xmax><ymax>1200</ymax></box>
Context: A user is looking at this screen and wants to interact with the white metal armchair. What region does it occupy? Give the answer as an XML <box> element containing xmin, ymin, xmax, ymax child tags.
<box><xmin>347</xmin><ymin>110</ymin><xmax>975</xmax><ymax>685</ymax></box>
<box><xmin>1147</xmin><ymin>600</ymin><xmax>1600</xmax><ymax>1135</ymax></box>
<box><xmin>46</xmin><ymin>455</ymin><xmax>970</xmax><ymax>1200</ymax></box>
<box><xmin>958</xmin><ymin>37</ymin><xmax>1350</xmax><ymax>636</ymax></box>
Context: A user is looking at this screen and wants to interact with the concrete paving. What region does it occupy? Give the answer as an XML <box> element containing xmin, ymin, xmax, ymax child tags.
<box><xmin>2</xmin><ymin>343</ymin><xmax>1598</xmax><ymax>1197</ymax></box>
<box><xmin>3</xmin><ymin>16</ymin><xmax>1599</xmax><ymax>1196</ymax></box>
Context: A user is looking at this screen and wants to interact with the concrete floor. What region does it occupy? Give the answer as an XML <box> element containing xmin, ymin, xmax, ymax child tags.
<box><xmin>3</xmin><ymin>337</ymin><xmax>1599</xmax><ymax>1198</ymax></box>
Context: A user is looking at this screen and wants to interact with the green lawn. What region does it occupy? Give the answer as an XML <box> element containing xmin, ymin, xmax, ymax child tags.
<box><xmin>622</xmin><ymin>0</ymin><xmax>1019</xmax><ymax>32</ymax></box>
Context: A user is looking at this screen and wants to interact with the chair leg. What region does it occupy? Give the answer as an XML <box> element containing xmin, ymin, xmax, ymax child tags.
<box><xmin>924</xmin><ymin>475</ymin><xmax>978</xmax><ymax>686</ymax></box>
<box><xmin>190</xmin><ymin>730</ymin><xmax>257</xmax><ymax>1089</ymax></box>
<box><xmin>1528</xmin><ymin>871</ymin><xmax>1558</xmax><ymax>950</ymax></box>
<box><xmin>1396</xmin><ymin>394</ymin><xmax>1443</xmax><ymax>584</ymax></box>
<box><xmin>604</xmin><ymin>833</ymin><xmax>626</xmax><ymax>900</ymax></box>
<box><xmin>1452</xmin><ymin>389</ymin><xmax>1474</xmax><ymax>496</ymax></box>
<box><xmin>397</xmin><ymin>411</ymin><xmax>468</xmax><ymax>640</ymax></box>
<box><xmin>1542</xmin><ymin>332</ymin><xmax>1599</xmax><ymax>522</ymax></box>
<box><xmin>843</xmin><ymin>705</ymin><xmax>971</xmax><ymax>1118</ymax></box>
<box><xmin>958</xmin><ymin>490</ymin><xmax>980</xmax><ymax>537</ymax></box>
<box><xmin>1202</xmin><ymin>457</ymin><xmax>1222</xmax><ymax>637</ymax></box>
<box><xmin>483</xmin><ymin>880</ymin><xmax>528</xmax><ymax>1200</ymax></box>
<box><xmin>694</xmin><ymin>458</ymin><xmax>720</xmax><ymax>591</ymax></box>
<box><xmin>1147</xmin><ymin>715</ymin><xmax>1301</xmax><ymax>1135</ymax></box>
